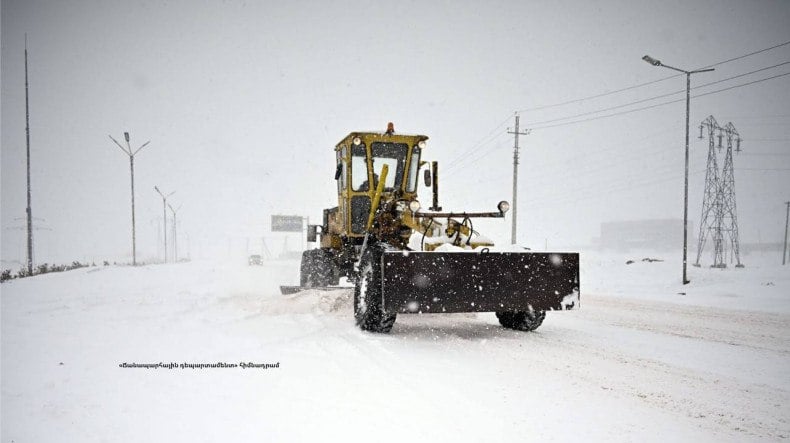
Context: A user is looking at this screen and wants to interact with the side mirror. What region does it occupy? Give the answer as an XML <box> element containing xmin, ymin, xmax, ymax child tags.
<box><xmin>334</xmin><ymin>163</ymin><xmax>342</xmax><ymax>180</ymax></box>
<box><xmin>423</xmin><ymin>169</ymin><xmax>432</xmax><ymax>187</ymax></box>
<box><xmin>307</xmin><ymin>225</ymin><xmax>318</xmax><ymax>243</ymax></box>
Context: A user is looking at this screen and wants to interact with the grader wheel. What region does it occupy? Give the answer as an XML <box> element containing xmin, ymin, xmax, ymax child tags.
<box><xmin>300</xmin><ymin>249</ymin><xmax>338</xmax><ymax>287</ymax></box>
<box><xmin>496</xmin><ymin>310</ymin><xmax>546</xmax><ymax>331</ymax></box>
<box><xmin>353</xmin><ymin>245</ymin><xmax>396</xmax><ymax>333</ymax></box>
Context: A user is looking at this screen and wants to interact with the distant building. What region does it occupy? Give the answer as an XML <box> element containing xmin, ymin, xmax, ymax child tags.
<box><xmin>594</xmin><ymin>219</ymin><xmax>694</xmax><ymax>251</ymax></box>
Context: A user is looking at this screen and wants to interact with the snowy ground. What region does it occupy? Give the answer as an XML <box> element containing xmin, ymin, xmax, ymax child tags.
<box><xmin>2</xmin><ymin>250</ymin><xmax>789</xmax><ymax>442</ymax></box>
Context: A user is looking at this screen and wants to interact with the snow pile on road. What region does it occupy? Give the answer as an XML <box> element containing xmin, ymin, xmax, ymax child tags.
<box><xmin>581</xmin><ymin>248</ymin><xmax>790</xmax><ymax>312</ymax></box>
<box><xmin>2</xmin><ymin>250</ymin><xmax>788</xmax><ymax>442</ymax></box>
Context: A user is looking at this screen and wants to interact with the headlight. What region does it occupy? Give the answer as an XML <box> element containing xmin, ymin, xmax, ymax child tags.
<box><xmin>498</xmin><ymin>201</ymin><xmax>510</xmax><ymax>213</ymax></box>
<box><xmin>418</xmin><ymin>141</ymin><xmax>426</xmax><ymax>149</ymax></box>
<box><xmin>409</xmin><ymin>200</ymin><xmax>421</xmax><ymax>213</ymax></box>
<box><xmin>353</xmin><ymin>137</ymin><xmax>362</xmax><ymax>146</ymax></box>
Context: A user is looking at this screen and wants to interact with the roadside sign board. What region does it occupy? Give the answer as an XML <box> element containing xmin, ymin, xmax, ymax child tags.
<box><xmin>271</xmin><ymin>215</ymin><xmax>303</xmax><ymax>232</ymax></box>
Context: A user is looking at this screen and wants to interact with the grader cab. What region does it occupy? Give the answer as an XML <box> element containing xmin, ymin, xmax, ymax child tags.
<box><xmin>283</xmin><ymin>124</ymin><xmax>579</xmax><ymax>333</ymax></box>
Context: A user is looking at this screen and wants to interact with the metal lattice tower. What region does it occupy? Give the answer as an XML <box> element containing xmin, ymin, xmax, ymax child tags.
<box><xmin>694</xmin><ymin>115</ymin><xmax>744</xmax><ymax>268</ymax></box>
<box><xmin>719</xmin><ymin>122</ymin><xmax>744</xmax><ymax>267</ymax></box>
<box><xmin>694</xmin><ymin>115</ymin><xmax>724</xmax><ymax>267</ymax></box>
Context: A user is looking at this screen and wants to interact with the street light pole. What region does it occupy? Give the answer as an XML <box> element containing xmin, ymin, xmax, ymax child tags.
<box><xmin>109</xmin><ymin>132</ymin><xmax>150</xmax><ymax>266</ymax></box>
<box><xmin>642</xmin><ymin>55</ymin><xmax>713</xmax><ymax>285</ymax></box>
<box><xmin>24</xmin><ymin>35</ymin><xmax>33</xmax><ymax>275</ymax></box>
<box><xmin>154</xmin><ymin>186</ymin><xmax>175</xmax><ymax>263</ymax></box>
<box><xmin>783</xmin><ymin>201</ymin><xmax>789</xmax><ymax>265</ymax></box>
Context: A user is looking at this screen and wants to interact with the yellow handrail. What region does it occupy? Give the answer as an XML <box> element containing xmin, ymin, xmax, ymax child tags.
<box><xmin>365</xmin><ymin>164</ymin><xmax>389</xmax><ymax>232</ymax></box>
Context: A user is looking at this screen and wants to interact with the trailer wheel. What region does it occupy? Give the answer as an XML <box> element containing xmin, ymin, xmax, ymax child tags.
<box><xmin>496</xmin><ymin>310</ymin><xmax>546</xmax><ymax>331</ymax></box>
<box><xmin>300</xmin><ymin>249</ymin><xmax>336</xmax><ymax>287</ymax></box>
<box><xmin>354</xmin><ymin>246</ymin><xmax>396</xmax><ymax>333</ymax></box>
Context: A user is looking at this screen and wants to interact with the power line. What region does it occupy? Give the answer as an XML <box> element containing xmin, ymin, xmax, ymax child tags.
<box><xmin>442</xmin><ymin>133</ymin><xmax>509</xmax><ymax>177</ymax></box>
<box><xmin>442</xmin><ymin>113</ymin><xmax>513</xmax><ymax>171</ymax></box>
<box><xmin>509</xmin><ymin>138</ymin><xmax>685</xmax><ymax>186</ymax></box>
<box><xmin>738</xmin><ymin>168</ymin><xmax>790</xmax><ymax>171</ymax></box>
<box><xmin>461</xmin><ymin>141</ymin><xmax>695</xmax><ymax>206</ymax></box>
<box><xmin>529</xmin><ymin>71</ymin><xmax>790</xmax><ymax>131</ymax></box>
<box><xmin>517</xmin><ymin>74</ymin><xmax>680</xmax><ymax>113</ymax></box>
<box><xmin>517</xmin><ymin>40</ymin><xmax>790</xmax><ymax>113</ymax></box>
<box><xmin>695</xmin><ymin>71</ymin><xmax>790</xmax><ymax>99</ymax></box>
<box><xmin>444</xmin><ymin>125</ymin><xmax>677</xmax><ymax>182</ymax></box>
<box><xmin>523</xmin><ymin>61</ymin><xmax>790</xmax><ymax>127</ymax></box>
<box><xmin>704</xmin><ymin>40</ymin><xmax>790</xmax><ymax>68</ymax></box>
<box><xmin>452</xmin><ymin>122</ymin><xmax>786</xmax><ymax>188</ymax></box>
<box><xmin>524</xmin><ymin>169</ymin><xmax>708</xmax><ymax>208</ymax></box>
<box><xmin>443</xmin><ymin>42</ymin><xmax>790</xmax><ymax>200</ymax></box>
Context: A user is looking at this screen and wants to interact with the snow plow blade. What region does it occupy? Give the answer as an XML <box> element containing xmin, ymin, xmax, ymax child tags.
<box><xmin>279</xmin><ymin>285</ymin><xmax>350</xmax><ymax>295</ymax></box>
<box><xmin>381</xmin><ymin>251</ymin><xmax>579</xmax><ymax>314</ymax></box>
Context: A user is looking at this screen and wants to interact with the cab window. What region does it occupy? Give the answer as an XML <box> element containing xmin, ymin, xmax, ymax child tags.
<box><xmin>337</xmin><ymin>147</ymin><xmax>347</xmax><ymax>193</ymax></box>
<box><xmin>406</xmin><ymin>146</ymin><xmax>421</xmax><ymax>192</ymax></box>
<box><xmin>371</xmin><ymin>142</ymin><xmax>408</xmax><ymax>191</ymax></box>
<box><xmin>351</xmin><ymin>144</ymin><xmax>368</xmax><ymax>191</ymax></box>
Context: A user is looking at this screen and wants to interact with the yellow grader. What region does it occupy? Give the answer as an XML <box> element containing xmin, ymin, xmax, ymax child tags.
<box><xmin>281</xmin><ymin>124</ymin><xmax>579</xmax><ymax>333</ymax></box>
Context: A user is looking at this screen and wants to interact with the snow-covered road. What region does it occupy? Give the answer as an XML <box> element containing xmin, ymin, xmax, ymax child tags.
<box><xmin>2</xmin><ymin>253</ymin><xmax>788</xmax><ymax>442</ymax></box>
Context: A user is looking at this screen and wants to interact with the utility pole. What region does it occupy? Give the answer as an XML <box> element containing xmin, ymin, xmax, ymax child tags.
<box><xmin>109</xmin><ymin>132</ymin><xmax>150</xmax><ymax>265</ymax></box>
<box><xmin>24</xmin><ymin>34</ymin><xmax>34</xmax><ymax>275</ymax></box>
<box><xmin>507</xmin><ymin>112</ymin><xmax>530</xmax><ymax>245</ymax></box>
<box><xmin>154</xmin><ymin>186</ymin><xmax>175</xmax><ymax>263</ymax></box>
<box><xmin>167</xmin><ymin>203</ymin><xmax>182</xmax><ymax>263</ymax></box>
<box><xmin>783</xmin><ymin>201</ymin><xmax>790</xmax><ymax>265</ymax></box>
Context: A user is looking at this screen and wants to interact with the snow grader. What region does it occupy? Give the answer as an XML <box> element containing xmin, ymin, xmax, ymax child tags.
<box><xmin>281</xmin><ymin>124</ymin><xmax>579</xmax><ymax>333</ymax></box>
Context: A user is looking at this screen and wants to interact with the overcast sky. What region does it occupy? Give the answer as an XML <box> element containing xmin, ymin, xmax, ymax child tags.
<box><xmin>2</xmin><ymin>0</ymin><xmax>789</xmax><ymax>265</ymax></box>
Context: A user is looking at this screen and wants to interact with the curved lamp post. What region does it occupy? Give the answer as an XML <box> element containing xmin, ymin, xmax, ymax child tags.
<box><xmin>642</xmin><ymin>55</ymin><xmax>714</xmax><ymax>285</ymax></box>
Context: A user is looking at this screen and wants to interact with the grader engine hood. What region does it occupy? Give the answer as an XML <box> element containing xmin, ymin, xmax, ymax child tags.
<box><xmin>381</xmin><ymin>250</ymin><xmax>580</xmax><ymax>314</ymax></box>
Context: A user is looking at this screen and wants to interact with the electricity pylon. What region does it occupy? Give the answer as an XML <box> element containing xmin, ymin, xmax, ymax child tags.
<box><xmin>719</xmin><ymin>122</ymin><xmax>744</xmax><ymax>267</ymax></box>
<box><xmin>694</xmin><ymin>115</ymin><xmax>723</xmax><ymax>267</ymax></box>
<box><xmin>694</xmin><ymin>115</ymin><xmax>744</xmax><ymax>268</ymax></box>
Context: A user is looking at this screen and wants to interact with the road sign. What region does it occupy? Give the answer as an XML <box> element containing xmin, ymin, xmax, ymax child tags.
<box><xmin>271</xmin><ymin>215</ymin><xmax>303</xmax><ymax>232</ymax></box>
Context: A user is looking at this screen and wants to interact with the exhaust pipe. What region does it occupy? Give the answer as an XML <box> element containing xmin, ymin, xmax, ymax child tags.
<box><xmin>430</xmin><ymin>161</ymin><xmax>441</xmax><ymax>211</ymax></box>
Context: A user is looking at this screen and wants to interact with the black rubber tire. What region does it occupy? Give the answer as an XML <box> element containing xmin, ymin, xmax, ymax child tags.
<box><xmin>496</xmin><ymin>310</ymin><xmax>546</xmax><ymax>331</ymax></box>
<box><xmin>300</xmin><ymin>249</ymin><xmax>335</xmax><ymax>287</ymax></box>
<box><xmin>353</xmin><ymin>245</ymin><xmax>396</xmax><ymax>333</ymax></box>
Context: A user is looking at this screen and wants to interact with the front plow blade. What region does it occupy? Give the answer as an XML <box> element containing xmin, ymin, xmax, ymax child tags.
<box><xmin>381</xmin><ymin>251</ymin><xmax>579</xmax><ymax>314</ymax></box>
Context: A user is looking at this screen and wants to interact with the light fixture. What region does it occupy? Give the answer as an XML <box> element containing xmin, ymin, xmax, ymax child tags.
<box><xmin>642</xmin><ymin>55</ymin><xmax>661</xmax><ymax>66</ymax></box>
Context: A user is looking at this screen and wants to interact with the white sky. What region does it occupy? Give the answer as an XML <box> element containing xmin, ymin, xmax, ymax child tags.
<box><xmin>2</xmin><ymin>0</ymin><xmax>789</xmax><ymax>264</ymax></box>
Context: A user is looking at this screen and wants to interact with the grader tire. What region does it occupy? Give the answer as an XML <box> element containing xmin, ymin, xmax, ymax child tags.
<box><xmin>300</xmin><ymin>249</ymin><xmax>335</xmax><ymax>287</ymax></box>
<box><xmin>496</xmin><ymin>310</ymin><xmax>546</xmax><ymax>331</ymax></box>
<box><xmin>353</xmin><ymin>245</ymin><xmax>396</xmax><ymax>333</ymax></box>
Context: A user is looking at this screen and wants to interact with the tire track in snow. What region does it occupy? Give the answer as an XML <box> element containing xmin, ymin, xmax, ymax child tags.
<box><xmin>581</xmin><ymin>294</ymin><xmax>790</xmax><ymax>355</ymax></box>
<box><xmin>527</xmin><ymin>318</ymin><xmax>790</xmax><ymax>439</ymax></box>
